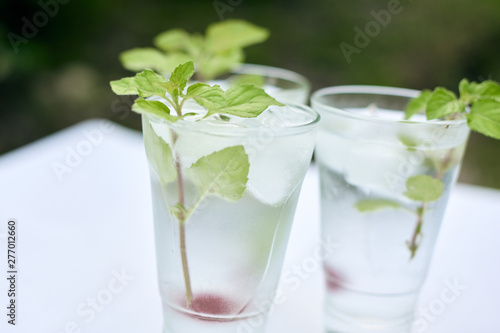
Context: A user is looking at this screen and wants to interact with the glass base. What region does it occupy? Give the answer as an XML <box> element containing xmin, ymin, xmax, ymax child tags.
<box><xmin>324</xmin><ymin>286</ymin><xmax>416</xmax><ymax>333</ymax></box>
<box><xmin>162</xmin><ymin>301</ymin><xmax>268</xmax><ymax>333</ymax></box>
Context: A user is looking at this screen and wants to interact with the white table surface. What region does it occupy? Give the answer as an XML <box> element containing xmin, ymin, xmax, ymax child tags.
<box><xmin>1</xmin><ymin>119</ymin><xmax>499</xmax><ymax>333</ymax></box>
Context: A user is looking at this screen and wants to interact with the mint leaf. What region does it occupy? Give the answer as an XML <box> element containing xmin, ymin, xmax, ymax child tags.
<box><xmin>398</xmin><ymin>134</ymin><xmax>418</xmax><ymax>148</ymax></box>
<box><xmin>398</xmin><ymin>134</ymin><xmax>420</xmax><ymax>152</ymax></box>
<box><xmin>120</xmin><ymin>48</ymin><xmax>169</xmax><ymax>73</ymax></box>
<box><xmin>134</xmin><ymin>69</ymin><xmax>168</xmax><ymax>98</ymax></box>
<box><xmin>355</xmin><ymin>199</ymin><xmax>401</xmax><ymax>212</ymax></box>
<box><xmin>185</xmin><ymin>83</ymin><xmax>225</xmax><ymax>109</ymax></box>
<box><xmin>476</xmin><ymin>81</ymin><xmax>500</xmax><ymax>100</ymax></box>
<box><xmin>198</xmin><ymin>48</ymin><xmax>243</xmax><ymax>81</ymax></box>
<box><xmin>143</xmin><ymin>120</ymin><xmax>177</xmax><ymax>184</ymax></box>
<box><xmin>206</xmin><ymin>19</ymin><xmax>269</xmax><ymax>53</ymax></box>
<box><xmin>460</xmin><ymin>79</ymin><xmax>500</xmax><ymax>103</ymax></box>
<box><xmin>132</xmin><ymin>98</ymin><xmax>177</xmax><ymax>122</ymax></box>
<box><xmin>466</xmin><ymin>99</ymin><xmax>500</xmax><ymax>139</ymax></box>
<box><xmin>110</xmin><ymin>70</ymin><xmax>167</xmax><ymax>97</ymax></box>
<box><xmin>404</xmin><ymin>175</ymin><xmax>444</xmax><ymax>202</ymax></box>
<box><xmin>167</xmin><ymin>61</ymin><xmax>195</xmax><ymax>96</ymax></box>
<box><xmin>207</xmin><ymin>84</ymin><xmax>285</xmax><ymax>118</ymax></box>
<box><xmin>154</xmin><ymin>29</ymin><xmax>191</xmax><ymax>52</ymax></box>
<box><xmin>154</xmin><ymin>60</ymin><xmax>195</xmax><ymax>101</ymax></box>
<box><xmin>404</xmin><ymin>90</ymin><xmax>431</xmax><ymax>120</ymax></box>
<box><xmin>110</xmin><ymin>77</ymin><xmax>139</xmax><ymax>95</ymax></box>
<box><xmin>120</xmin><ymin>47</ymin><xmax>193</xmax><ymax>75</ymax></box>
<box><xmin>459</xmin><ymin>78</ymin><xmax>478</xmax><ymax>103</ymax></box>
<box><xmin>184</xmin><ymin>34</ymin><xmax>205</xmax><ymax>58</ymax></box>
<box><xmin>170</xmin><ymin>203</ymin><xmax>188</xmax><ymax>221</ymax></box>
<box><xmin>170</xmin><ymin>60</ymin><xmax>195</xmax><ymax>91</ymax></box>
<box><xmin>426</xmin><ymin>88</ymin><xmax>465</xmax><ymax>120</ymax></box>
<box><xmin>185</xmin><ymin>145</ymin><xmax>249</xmax><ymax>202</ymax></box>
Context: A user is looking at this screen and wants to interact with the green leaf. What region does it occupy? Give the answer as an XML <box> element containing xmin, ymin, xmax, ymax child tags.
<box><xmin>466</xmin><ymin>99</ymin><xmax>500</xmax><ymax>139</ymax></box>
<box><xmin>398</xmin><ymin>134</ymin><xmax>419</xmax><ymax>151</ymax></box>
<box><xmin>170</xmin><ymin>202</ymin><xmax>188</xmax><ymax>221</ymax></box>
<box><xmin>477</xmin><ymin>80</ymin><xmax>500</xmax><ymax>100</ymax></box>
<box><xmin>404</xmin><ymin>175</ymin><xmax>444</xmax><ymax>202</ymax></box>
<box><xmin>197</xmin><ymin>48</ymin><xmax>243</xmax><ymax>81</ymax></box>
<box><xmin>132</xmin><ymin>98</ymin><xmax>177</xmax><ymax>122</ymax></box>
<box><xmin>426</xmin><ymin>88</ymin><xmax>465</xmax><ymax>120</ymax></box>
<box><xmin>185</xmin><ymin>145</ymin><xmax>249</xmax><ymax>202</ymax></box>
<box><xmin>206</xmin><ymin>19</ymin><xmax>269</xmax><ymax>53</ymax></box>
<box><xmin>184</xmin><ymin>34</ymin><xmax>205</xmax><ymax>58</ymax></box>
<box><xmin>134</xmin><ymin>69</ymin><xmax>168</xmax><ymax>97</ymax></box>
<box><xmin>459</xmin><ymin>78</ymin><xmax>476</xmax><ymax>103</ymax></box>
<box><xmin>404</xmin><ymin>90</ymin><xmax>431</xmax><ymax>120</ymax></box>
<box><xmin>110</xmin><ymin>77</ymin><xmax>139</xmax><ymax>95</ymax></box>
<box><xmin>120</xmin><ymin>48</ymin><xmax>192</xmax><ymax>75</ymax></box>
<box><xmin>185</xmin><ymin>83</ymin><xmax>225</xmax><ymax>109</ymax></box>
<box><xmin>143</xmin><ymin>120</ymin><xmax>177</xmax><ymax>184</ymax></box>
<box><xmin>460</xmin><ymin>79</ymin><xmax>500</xmax><ymax>103</ymax></box>
<box><xmin>398</xmin><ymin>134</ymin><xmax>418</xmax><ymax>148</ymax></box>
<box><xmin>154</xmin><ymin>29</ymin><xmax>191</xmax><ymax>52</ymax></box>
<box><xmin>355</xmin><ymin>199</ymin><xmax>402</xmax><ymax>212</ymax></box>
<box><xmin>120</xmin><ymin>48</ymin><xmax>170</xmax><ymax>73</ymax></box>
<box><xmin>168</xmin><ymin>61</ymin><xmax>195</xmax><ymax>95</ymax></box>
<box><xmin>207</xmin><ymin>84</ymin><xmax>285</xmax><ymax>118</ymax></box>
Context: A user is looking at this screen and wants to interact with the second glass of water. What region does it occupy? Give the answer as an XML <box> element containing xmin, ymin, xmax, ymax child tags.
<box><xmin>311</xmin><ymin>86</ymin><xmax>470</xmax><ymax>333</ymax></box>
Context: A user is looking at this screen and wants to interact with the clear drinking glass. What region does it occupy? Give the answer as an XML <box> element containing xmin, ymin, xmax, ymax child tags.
<box><xmin>214</xmin><ymin>64</ymin><xmax>311</xmax><ymax>104</ymax></box>
<box><xmin>143</xmin><ymin>104</ymin><xmax>319</xmax><ymax>333</ymax></box>
<box><xmin>311</xmin><ymin>86</ymin><xmax>470</xmax><ymax>333</ymax></box>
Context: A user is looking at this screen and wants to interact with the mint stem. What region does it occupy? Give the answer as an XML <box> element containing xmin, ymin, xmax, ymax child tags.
<box><xmin>408</xmin><ymin>204</ymin><xmax>426</xmax><ymax>259</ymax></box>
<box><xmin>171</xmin><ymin>131</ymin><xmax>193</xmax><ymax>308</ymax></box>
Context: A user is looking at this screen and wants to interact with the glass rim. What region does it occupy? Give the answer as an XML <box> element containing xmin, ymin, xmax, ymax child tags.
<box><xmin>145</xmin><ymin>103</ymin><xmax>320</xmax><ymax>137</ymax></box>
<box><xmin>230</xmin><ymin>63</ymin><xmax>311</xmax><ymax>91</ymax></box>
<box><xmin>310</xmin><ymin>85</ymin><xmax>468</xmax><ymax>126</ymax></box>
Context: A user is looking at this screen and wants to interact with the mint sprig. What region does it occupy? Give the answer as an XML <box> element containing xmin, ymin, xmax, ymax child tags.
<box><xmin>111</xmin><ymin>61</ymin><xmax>283</xmax><ymax>120</ymax></box>
<box><xmin>392</xmin><ymin>79</ymin><xmax>500</xmax><ymax>258</ymax></box>
<box><xmin>356</xmin><ymin>175</ymin><xmax>444</xmax><ymax>259</ymax></box>
<box><xmin>120</xmin><ymin>19</ymin><xmax>269</xmax><ymax>81</ymax></box>
<box><xmin>403</xmin><ymin>175</ymin><xmax>444</xmax><ymax>258</ymax></box>
<box><xmin>110</xmin><ymin>61</ymin><xmax>283</xmax><ymax>308</ymax></box>
<box><xmin>358</xmin><ymin>79</ymin><xmax>500</xmax><ymax>260</ymax></box>
<box><xmin>404</xmin><ymin>79</ymin><xmax>500</xmax><ymax>139</ymax></box>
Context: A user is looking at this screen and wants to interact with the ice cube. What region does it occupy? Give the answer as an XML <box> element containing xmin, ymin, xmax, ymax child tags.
<box><xmin>244</xmin><ymin>106</ymin><xmax>316</xmax><ymax>205</ymax></box>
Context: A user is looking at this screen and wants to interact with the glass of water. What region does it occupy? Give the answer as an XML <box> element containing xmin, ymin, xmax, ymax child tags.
<box><xmin>143</xmin><ymin>103</ymin><xmax>319</xmax><ymax>333</ymax></box>
<box><xmin>311</xmin><ymin>85</ymin><xmax>470</xmax><ymax>333</ymax></box>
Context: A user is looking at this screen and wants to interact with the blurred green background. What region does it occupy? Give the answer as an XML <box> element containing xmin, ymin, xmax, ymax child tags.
<box><xmin>1</xmin><ymin>0</ymin><xmax>499</xmax><ymax>188</ymax></box>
